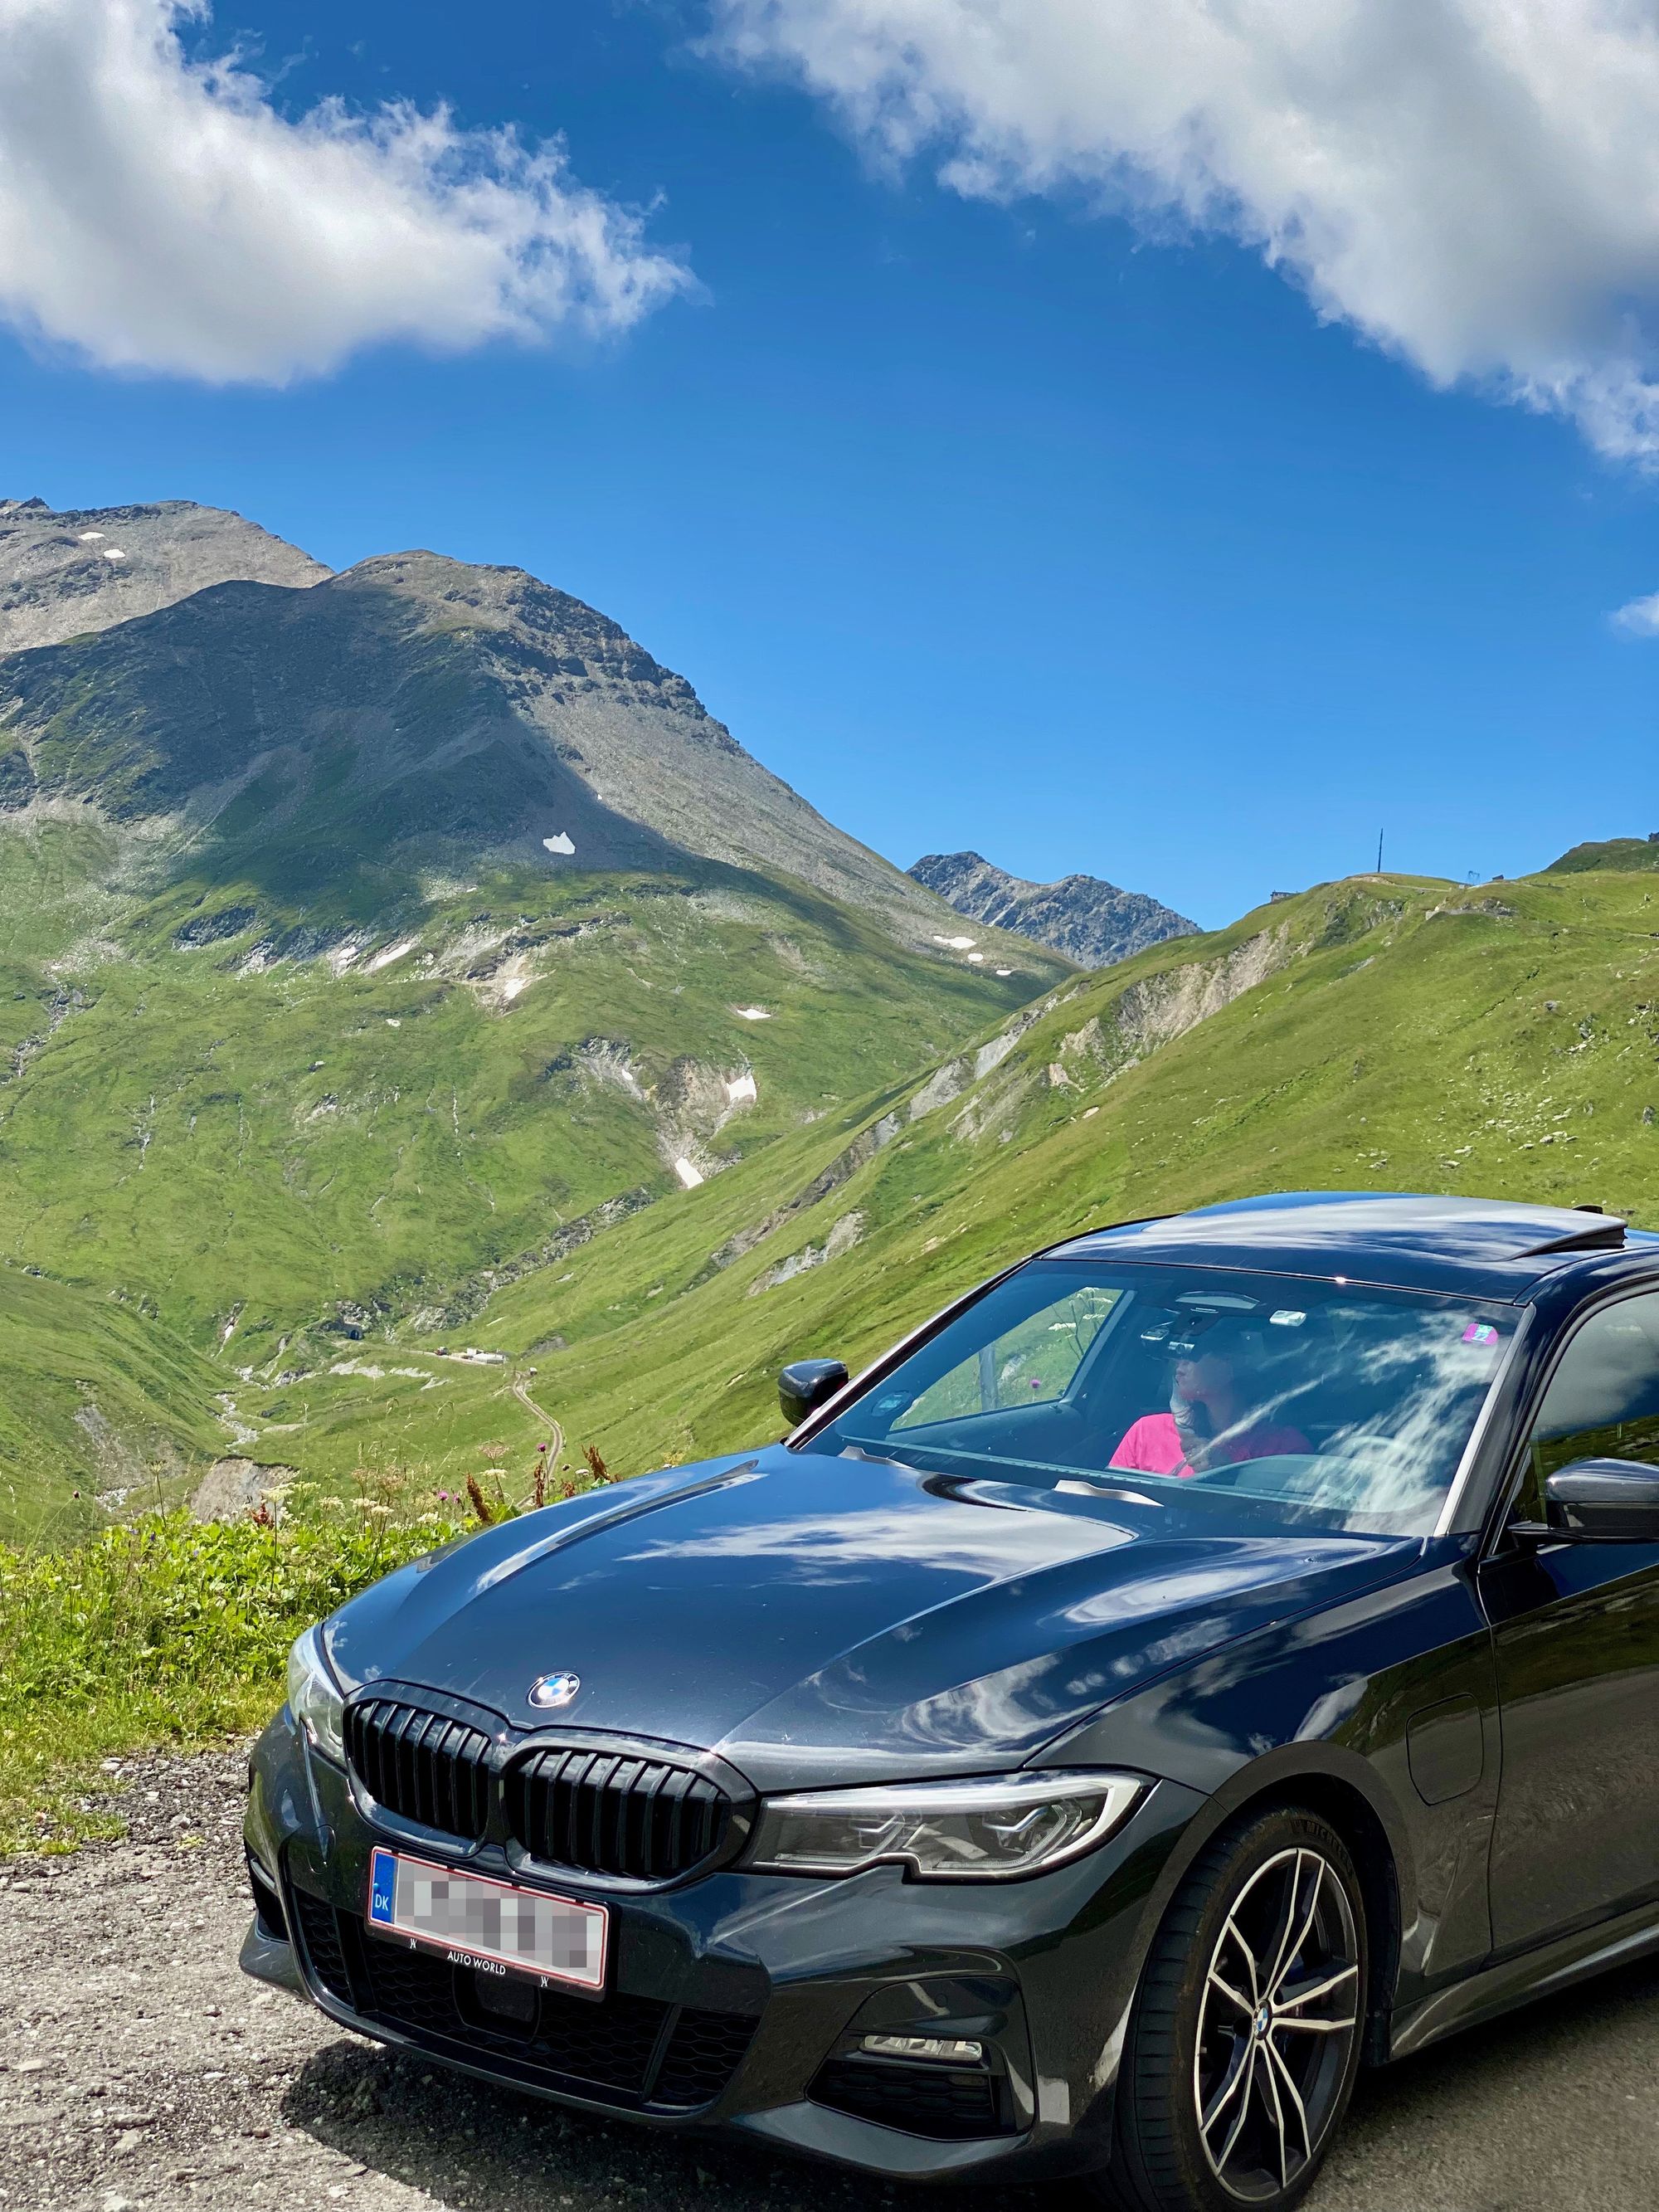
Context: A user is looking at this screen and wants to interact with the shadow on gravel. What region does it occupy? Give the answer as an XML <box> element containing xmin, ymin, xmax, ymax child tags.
<box><xmin>1347</xmin><ymin>1950</ymin><xmax>1659</xmax><ymax>2132</ymax></box>
<box><xmin>281</xmin><ymin>1956</ymin><xmax>1659</xmax><ymax>2212</ymax></box>
<box><xmin>280</xmin><ymin>2039</ymin><xmax>1053</xmax><ymax>2212</ymax></box>
<box><xmin>1317</xmin><ymin>1951</ymin><xmax>1659</xmax><ymax>2206</ymax></box>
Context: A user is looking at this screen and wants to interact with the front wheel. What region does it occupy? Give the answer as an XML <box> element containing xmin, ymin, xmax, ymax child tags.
<box><xmin>1099</xmin><ymin>1806</ymin><xmax>1368</xmax><ymax>2212</ymax></box>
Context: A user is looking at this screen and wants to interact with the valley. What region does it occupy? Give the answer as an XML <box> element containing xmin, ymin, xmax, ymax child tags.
<box><xmin>0</xmin><ymin>498</ymin><xmax>1066</xmax><ymax>1534</ymax></box>
<box><xmin>268</xmin><ymin>850</ymin><xmax>1659</xmax><ymax>1489</ymax></box>
<box><xmin>5</xmin><ymin>498</ymin><xmax>1659</xmax><ymax>1541</ymax></box>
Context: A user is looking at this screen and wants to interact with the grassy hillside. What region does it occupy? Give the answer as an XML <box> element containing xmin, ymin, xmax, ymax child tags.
<box><xmin>17</xmin><ymin>846</ymin><xmax>1659</xmax><ymax>1523</ymax></box>
<box><xmin>14</xmin><ymin>851</ymin><xmax>1659</xmax><ymax>1844</ymax></box>
<box><xmin>0</xmin><ymin>1265</ymin><xmax>226</xmax><ymax>1540</ymax></box>
<box><xmin>255</xmin><ymin>860</ymin><xmax>1659</xmax><ymax>1486</ymax></box>
<box><xmin>0</xmin><ymin>514</ymin><xmax>1080</xmax><ymax>1532</ymax></box>
<box><xmin>1545</xmin><ymin>836</ymin><xmax>1659</xmax><ymax>875</ymax></box>
<box><xmin>0</xmin><ymin>819</ymin><xmax>1055</xmax><ymax>1352</ymax></box>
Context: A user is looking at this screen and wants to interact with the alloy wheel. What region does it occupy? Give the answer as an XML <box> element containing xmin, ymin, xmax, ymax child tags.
<box><xmin>1192</xmin><ymin>1845</ymin><xmax>1361</xmax><ymax>2204</ymax></box>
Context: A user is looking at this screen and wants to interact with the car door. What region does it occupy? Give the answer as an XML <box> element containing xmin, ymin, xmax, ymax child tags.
<box><xmin>1481</xmin><ymin>1286</ymin><xmax>1659</xmax><ymax>1954</ymax></box>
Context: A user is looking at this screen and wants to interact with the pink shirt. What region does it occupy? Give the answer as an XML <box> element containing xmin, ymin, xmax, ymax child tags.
<box><xmin>1111</xmin><ymin>1411</ymin><xmax>1310</xmax><ymax>1479</ymax></box>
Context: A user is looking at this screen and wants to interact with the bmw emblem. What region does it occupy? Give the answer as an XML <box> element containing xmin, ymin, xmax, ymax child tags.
<box><xmin>528</xmin><ymin>1670</ymin><xmax>581</xmax><ymax>1710</ymax></box>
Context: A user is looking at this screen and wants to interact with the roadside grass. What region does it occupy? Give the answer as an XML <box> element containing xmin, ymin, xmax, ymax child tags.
<box><xmin>0</xmin><ymin>1486</ymin><xmax>474</xmax><ymax>1854</ymax></box>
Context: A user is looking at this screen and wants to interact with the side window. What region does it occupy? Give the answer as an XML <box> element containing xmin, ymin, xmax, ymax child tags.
<box><xmin>893</xmin><ymin>1286</ymin><xmax>1124</xmax><ymax>1428</ymax></box>
<box><xmin>1518</xmin><ymin>1292</ymin><xmax>1659</xmax><ymax>1514</ymax></box>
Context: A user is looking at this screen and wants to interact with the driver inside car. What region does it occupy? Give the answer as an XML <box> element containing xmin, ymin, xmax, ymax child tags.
<box><xmin>1110</xmin><ymin>1312</ymin><xmax>1310</xmax><ymax>1477</ymax></box>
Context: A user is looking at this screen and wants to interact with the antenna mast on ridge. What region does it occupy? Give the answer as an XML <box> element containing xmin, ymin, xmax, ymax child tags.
<box><xmin>1376</xmin><ymin>828</ymin><xmax>1384</xmax><ymax>874</ymax></box>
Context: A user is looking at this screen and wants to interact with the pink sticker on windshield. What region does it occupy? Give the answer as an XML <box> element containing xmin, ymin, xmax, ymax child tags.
<box><xmin>1462</xmin><ymin>1323</ymin><xmax>1498</xmax><ymax>1346</ymax></box>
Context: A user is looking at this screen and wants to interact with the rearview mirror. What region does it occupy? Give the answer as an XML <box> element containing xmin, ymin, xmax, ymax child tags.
<box><xmin>779</xmin><ymin>1357</ymin><xmax>849</xmax><ymax>1429</ymax></box>
<box><xmin>1543</xmin><ymin>1458</ymin><xmax>1659</xmax><ymax>1542</ymax></box>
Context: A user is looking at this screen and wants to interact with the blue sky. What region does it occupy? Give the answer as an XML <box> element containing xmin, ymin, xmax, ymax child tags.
<box><xmin>6</xmin><ymin>1</ymin><xmax>1659</xmax><ymax>929</ymax></box>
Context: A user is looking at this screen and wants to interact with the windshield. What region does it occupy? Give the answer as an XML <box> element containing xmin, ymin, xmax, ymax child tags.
<box><xmin>796</xmin><ymin>1261</ymin><xmax>1516</xmax><ymax>1537</ymax></box>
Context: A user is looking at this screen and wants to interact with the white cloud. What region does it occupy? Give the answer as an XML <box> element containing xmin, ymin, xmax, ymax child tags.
<box><xmin>0</xmin><ymin>0</ymin><xmax>688</xmax><ymax>382</ymax></box>
<box><xmin>1611</xmin><ymin>591</ymin><xmax>1659</xmax><ymax>636</ymax></box>
<box><xmin>713</xmin><ymin>0</ymin><xmax>1659</xmax><ymax>463</ymax></box>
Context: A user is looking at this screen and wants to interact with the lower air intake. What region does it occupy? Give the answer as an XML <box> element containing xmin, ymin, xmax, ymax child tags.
<box><xmin>810</xmin><ymin>2052</ymin><xmax>1015</xmax><ymax>2141</ymax></box>
<box><xmin>288</xmin><ymin>1884</ymin><xmax>358</xmax><ymax>2011</ymax></box>
<box><xmin>247</xmin><ymin>1854</ymin><xmax>286</xmax><ymax>1942</ymax></box>
<box><xmin>285</xmin><ymin>1882</ymin><xmax>755</xmax><ymax>2112</ymax></box>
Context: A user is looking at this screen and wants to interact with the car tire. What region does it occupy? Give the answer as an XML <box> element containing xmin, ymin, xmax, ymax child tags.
<box><xmin>1095</xmin><ymin>1805</ymin><xmax>1369</xmax><ymax>2212</ymax></box>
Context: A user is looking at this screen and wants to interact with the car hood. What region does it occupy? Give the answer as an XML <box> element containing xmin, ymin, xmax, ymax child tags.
<box><xmin>328</xmin><ymin>1447</ymin><xmax>1416</xmax><ymax>1791</ymax></box>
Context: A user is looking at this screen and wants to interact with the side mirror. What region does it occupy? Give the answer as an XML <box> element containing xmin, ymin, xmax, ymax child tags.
<box><xmin>1543</xmin><ymin>1458</ymin><xmax>1659</xmax><ymax>1542</ymax></box>
<box><xmin>779</xmin><ymin>1357</ymin><xmax>849</xmax><ymax>1429</ymax></box>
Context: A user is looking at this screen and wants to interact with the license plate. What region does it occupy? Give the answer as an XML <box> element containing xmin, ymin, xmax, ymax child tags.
<box><xmin>366</xmin><ymin>1846</ymin><xmax>608</xmax><ymax>1992</ymax></box>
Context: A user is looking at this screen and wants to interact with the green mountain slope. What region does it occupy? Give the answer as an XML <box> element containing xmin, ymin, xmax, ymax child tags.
<box><xmin>0</xmin><ymin>1264</ymin><xmax>226</xmax><ymax>1539</ymax></box>
<box><xmin>259</xmin><ymin>860</ymin><xmax>1659</xmax><ymax>1488</ymax></box>
<box><xmin>0</xmin><ymin>822</ymin><xmax>1049</xmax><ymax>1368</ymax></box>
<box><xmin>22</xmin><ymin>496</ymin><xmax>1659</xmax><ymax>1533</ymax></box>
<box><xmin>0</xmin><ymin>507</ymin><xmax>1073</xmax><ymax>1524</ymax></box>
<box><xmin>1546</xmin><ymin>835</ymin><xmax>1659</xmax><ymax>875</ymax></box>
<box><xmin>17</xmin><ymin>849</ymin><xmax>1659</xmax><ymax>1518</ymax></box>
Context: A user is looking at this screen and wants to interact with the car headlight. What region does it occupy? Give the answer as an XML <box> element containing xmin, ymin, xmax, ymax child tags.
<box><xmin>285</xmin><ymin>1625</ymin><xmax>346</xmax><ymax>1766</ymax></box>
<box><xmin>746</xmin><ymin>1770</ymin><xmax>1144</xmax><ymax>1881</ymax></box>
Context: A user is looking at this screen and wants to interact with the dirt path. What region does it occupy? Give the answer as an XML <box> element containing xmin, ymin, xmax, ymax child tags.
<box><xmin>7</xmin><ymin>1750</ymin><xmax>1659</xmax><ymax>2211</ymax></box>
<box><xmin>511</xmin><ymin>1376</ymin><xmax>562</xmax><ymax>1464</ymax></box>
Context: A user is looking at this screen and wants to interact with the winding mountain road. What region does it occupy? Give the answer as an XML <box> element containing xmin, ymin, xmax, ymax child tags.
<box><xmin>512</xmin><ymin>1373</ymin><xmax>563</xmax><ymax>1464</ymax></box>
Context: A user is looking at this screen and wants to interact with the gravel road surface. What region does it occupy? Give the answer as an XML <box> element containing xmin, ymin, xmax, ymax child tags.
<box><xmin>5</xmin><ymin>1749</ymin><xmax>1659</xmax><ymax>2211</ymax></box>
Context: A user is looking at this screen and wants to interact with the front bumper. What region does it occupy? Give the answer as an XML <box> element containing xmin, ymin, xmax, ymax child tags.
<box><xmin>244</xmin><ymin>1708</ymin><xmax>1204</xmax><ymax>2184</ymax></box>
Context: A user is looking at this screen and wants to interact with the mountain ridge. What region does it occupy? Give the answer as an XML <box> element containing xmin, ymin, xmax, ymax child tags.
<box><xmin>2</xmin><ymin>509</ymin><xmax>1060</xmax><ymax>967</ymax></box>
<box><xmin>0</xmin><ymin>495</ymin><xmax>328</xmax><ymax>655</ymax></box>
<box><xmin>908</xmin><ymin>848</ymin><xmax>1196</xmax><ymax>967</ymax></box>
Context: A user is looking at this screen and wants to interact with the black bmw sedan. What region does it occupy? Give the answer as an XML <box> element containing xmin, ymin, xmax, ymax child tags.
<box><xmin>244</xmin><ymin>1191</ymin><xmax>1659</xmax><ymax>2210</ymax></box>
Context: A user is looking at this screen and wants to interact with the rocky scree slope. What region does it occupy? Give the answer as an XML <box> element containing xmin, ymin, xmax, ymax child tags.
<box><xmin>2</xmin><ymin>518</ymin><xmax>1050</xmax><ymax>963</ymax></box>
<box><xmin>909</xmin><ymin>848</ymin><xmax>1196</xmax><ymax>967</ymax></box>
<box><xmin>0</xmin><ymin>495</ymin><xmax>328</xmax><ymax>657</ymax></box>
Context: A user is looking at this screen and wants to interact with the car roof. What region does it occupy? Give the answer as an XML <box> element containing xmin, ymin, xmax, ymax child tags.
<box><xmin>1044</xmin><ymin>1190</ymin><xmax>1659</xmax><ymax>1301</ymax></box>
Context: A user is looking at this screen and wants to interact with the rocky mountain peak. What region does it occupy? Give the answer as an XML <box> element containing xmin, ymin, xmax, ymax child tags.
<box><xmin>0</xmin><ymin>496</ymin><xmax>328</xmax><ymax>656</ymax></box>
<box><xmin>908</xmin><ymin>850</ymin><xmax>1196</xmax><ymax>969</ymax></box>
<box><xmin>0</xmin><ymin>504</ymin><xmax>1065</xmax><ymax>973</ymax></box>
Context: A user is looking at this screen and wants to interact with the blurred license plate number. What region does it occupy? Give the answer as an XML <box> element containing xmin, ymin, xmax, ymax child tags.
<box><xmin>367</xmin><ymin>1846</ymin><xmax>607</xmax><ymax>1990</ymax></box>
